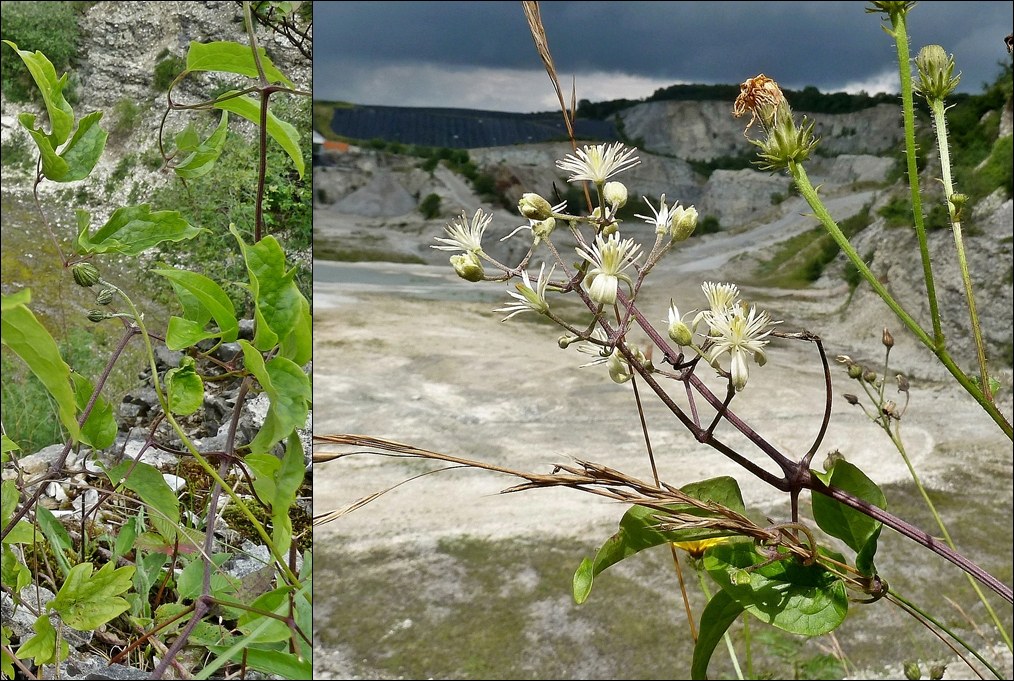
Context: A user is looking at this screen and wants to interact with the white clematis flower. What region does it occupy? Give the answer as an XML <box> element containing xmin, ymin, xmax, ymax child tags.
<box><xmin>576</xmin><ymin>233</ymin><xmax>642</xmax><ymax>306</ymax></box>
<box><xmin>556</xmin><ymin>142</ymin><xmax>640</xmax><ymax>184</ymax></box>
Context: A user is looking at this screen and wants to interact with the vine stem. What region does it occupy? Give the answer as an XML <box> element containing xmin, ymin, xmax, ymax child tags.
<box><xmin>929</xmin><ymin>98</ymin><xmax>993</xmax><ymax>402</ymax></box>
<box><xmin>611</xmin><ymin>293</ymin><xmax>1013</xmax><ymax>604</ymax></box>
<box><xmin>789</xmin><ymin>162</ymin><xmax>1012</xmax><ymax>440</ymax></box>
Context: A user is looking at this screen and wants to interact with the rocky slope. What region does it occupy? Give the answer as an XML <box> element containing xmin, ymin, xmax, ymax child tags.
<box><xmin>314</xmin><ymin>92</ymin><xmax>1012</xmax><ymax>371</ymax></box>
<box><xmin>1</xmin><ymin>1</ymin><xmax>311</xmax><ymax>216</ymax></box>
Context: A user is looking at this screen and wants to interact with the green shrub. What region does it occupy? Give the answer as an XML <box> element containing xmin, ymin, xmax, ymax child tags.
<box><xmin>153</xmin><ymin>54</ymin><xmax>186</xmax><ymax>91</ymax></box>
<box><xmin>687</xmin><ymin>154</ymin><xmax>755</xmax><ymax>179</ymax></box>
<box><xmin>696</xmin><ymin>215</ymin><xmax>721</xmax><ymax>235</ymax></box>
<box><xmin>141</xmin><ymin>147</ymin><xmax>164</xmax><ymax>171</ymax></box>
<box><xmin>878</xmin><ymin>196</ymin><xmax>912</xmax><ymax>228</ymax></box>
<box><xmin>471</xmin><ymin>172</ymin><xmax>496</xmax><ymax>197</ymax></box>
<box><xmin>419</xmin><ymin>193</ymin><xmax>442</xmax><ymax>219</ymax></box>
<box><xmin>0</xmin><ymin>1</ymin><xmax>81</xmax><ymax>102</ymax></box>
<box><xmin>111</xmin><ymin>97</ymin><xmax>144</xmax><ymax>136</ymax></box>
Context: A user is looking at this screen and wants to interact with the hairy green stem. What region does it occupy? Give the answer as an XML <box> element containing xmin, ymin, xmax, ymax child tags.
<box><xmin>107</xmin><ymin>282</ymin><xmax>300</xmax><ymax>588</ymax></box>
<box><xmin>929</xmin><ymin>98</ymin><xmax>994</xmax><ymax>402</ymax></box>
<box><xmin>889</xmin><ymin>9</ymin><xmax>945</xmax><ymax>348</ymax></box>
<box><xmin>886</xmin><ymin>424</ymin><xmax>1012</xmax><ymax>651</ymax></box>
<box><xmin>790</xmin><ymin>162</ymin><xmax>1012</xmax><ymax>440</ymax></box>
<box><xmin>890</xmin><ymin>590</ymin><xmax>1005</xmax><ymax>680</ymax></box>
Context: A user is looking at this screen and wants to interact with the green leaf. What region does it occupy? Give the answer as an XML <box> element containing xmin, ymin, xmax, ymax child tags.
<box><xmin>165</xmin><ymin>316</ymin><xmax>222</xmax><ymax>351</ymax></box>
<box><xmin>237</xmin><ymin>587</ymin><xmax>294</xmax><ymax>642</ymax></box>
<box><xmin>154</xmin><ymin>602</ymin><xmax>190</xmax><ymax>634</ymax></box>
<box><xmin>113</xmin><ymin>516</ymin><xmax>140</xmax><ymax>561</ymax></box>
<box><xmin>16</xmin><ymin>109</ymin><xmax>107</xmax><ymax>183</ymax></box>
<box><xmin>232</xmin><ymin>225</ymin><xmax>308</xmax><ymax>351</ymax></box>
<box><xmin>1</xmin><ymin>625</ymin><xmax>14</xmax><ymax>680</ymax></box>
<box><xmin>855</xmin><ymin>525</ymin><xmax>882</xmax><ymax>578</ymax></box>
<box><xmin>165</xmin><ymin>356</ymin><xmax>205</xmax><ymax>416</ymax></box>
<box><xmin>19</xmin><ymin>112</ymin><xmax>68</xmax><ymax>179</ymax></box>
<box><xmin>199</xmin><ymin>582</ymin><xmax>313</xmax><ymax>679</ymax></box>
<box><xmin>154</xmin><ymin>268</ymin><xmax>239</xmax><ymax>344</ymax></box>
<box><xmin>48</xmin><ymin>561</ymin><xmax>135</xmax><ymax>630</ymax></box>
<box><xmin>3</xmin><ymin>521</ymin><xmax>39</xmax><ymax>545</ymax></box>
<box><xmin>573</xmin><ymin>557</ymin><xmax>595</xmax><ymax>604</ymax></box>
<box><xmin>811</xmin><ymin>460</ymin><xmax>886</xmax><ymax>554</ymax></box>
<box><xmin>214</xmin><ymin>92</ymin><xmax>304</xmax><ymax>178</ymax></box>
<box><xmin>279</xmin><ymin>295</ymin><xmax>312</xmax><ymax>366</ymax></box>
<box><xmin>0</xmin><ymin>289</ymin><xmax>30</xmax><ymax>310</ymax></box>
<box><xmin>703</xmin><ymin>543</ymin><xmax>848</xmax><ymax>636</ymax></box>
<box><xmin>15</xmin><ymin>614</ymin><xmax>67</xmax><ymax>667</ymax></box>
<box><xmin>1</xmin><ymin>480</ymin><xmax>18</xmax><ymax>528</ymax></box>
<box><xmin>176</xmin><ymin>553</ymin><xmax>234</xmax><ymax>601</ymax></box>
<box><xmin>186</xmin><ymin>40</ymin><xmax>294</xmax><ymax>87</ymax></box>
<box><xmin>71</xmin><ymin>372</ymin><xmax>117</xmax><ymax>450</ymax></box>
<box><xmin>36</xmin><ymin>506</ymin><xmax>72</xmax><ymax>578</ymax></box>
<box><xmin>691</xmin><ymin>589</ymin><xmax>745</xmax><ymax>680</ymax></box>
<box><xmin>572</xmin><ymin>477</ymin><xmax>746</xmax><ymax>604</ymax></box>
<box><xmin>246</xmin><ymin>433</ymin><xmax>305</xmax><ymax>555</ymax></box>
<box><xmin>54</xmin><ymin>110</ymin><xmax>108</xmax><ymax>182</ymax></box>
<box><xmin>106</xmin><ymin>461</ymin><xmax>181</xmax><ymax>544</ymax></box>
<box><xmin>174</xmin><ymin>123</ymin><xmax>201</xmax><ymax>153</ymax></box>
<box><xmin>77</xmin><ymin>204</ymin><xmax>202</xmax><ymax>256</ymax></box>
<box><xmin>175</xmin><ymin>110</ymin><xmax>230</xmax><ymax>179</ymax></box>
<box><xmin>239</xmin><ymin>342</ymin><xmax>311</xmax><ymax>455</ymax></box>
<box><xmin>206</xmin><ymin>645</ymin><xmax>311</xmax><ymax>680</ymax></box>
<box><xmin>2</xmin><ymin>41</ymin><xmax>74</xmax><ymax>146</ymax></box>
<box><xmin>0</xmin><ymin>292</ymin><xmax>80</xmax><ymax>443</ymax></box>
<box><xmin>2</xmin><ymin>433</ymin><xmax>21</xmax><ymax>454</ymax></box>
<box><xmin>2</xmin><ymin>544</ymin><xmax>34</xmax><ymax>592</ymax></box>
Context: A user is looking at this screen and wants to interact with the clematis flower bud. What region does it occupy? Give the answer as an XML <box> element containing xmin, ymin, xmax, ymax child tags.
<box><xmin>671</xmin><ymin>205</ymin><xmax>698</xmax><ymax>241</ymax></box>
<box><xmin>96</xmin><ymin>288</ymin><xmax>115</xmax><ymax>305</ymax></box>
<box><xmin>72</xmin><ymin>262</ymin><xmax>101</xmax><ymax>287</ymax></box>
<box><xmin>532</xmin><ymin>217</ymin><xmax>556</xmax><ymax>242</ymax></box>
<box><xmin>450</xmin><ymin>252</ymin><xmax>484</xmax><ymax>282</ymax></box>
<box><xmin>518</xmin><ymin>193</ymin><xmax>554</xmax><ymax>220</ymax></box>
<box><xmin>603</xmin><ymin>181</ymin><xmax>628</xmax><ymax>209</ymax></box>
<box><xmin>882</xmin><ymin>327</ymin><xmax>894</xmax><ymax>349</ymax></box>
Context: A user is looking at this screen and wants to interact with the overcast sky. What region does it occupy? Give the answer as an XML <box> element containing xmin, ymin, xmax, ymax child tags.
<box><xmin>312</xmin><ymin>1</ymin><xmax>1013</xmax><ymax>112</ymax></box>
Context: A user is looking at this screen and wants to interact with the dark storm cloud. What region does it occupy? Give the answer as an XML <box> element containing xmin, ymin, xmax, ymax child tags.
<box><xmin>313</xmin><ymin>1</ymin><xmax>1013</xmax><ymax>111</ymax></box>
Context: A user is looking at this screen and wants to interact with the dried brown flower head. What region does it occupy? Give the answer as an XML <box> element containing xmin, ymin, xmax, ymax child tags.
<box><xmin>733</xmin><ymin>73</ymin><xmax>786</xmax><ymax>134</ymax></box>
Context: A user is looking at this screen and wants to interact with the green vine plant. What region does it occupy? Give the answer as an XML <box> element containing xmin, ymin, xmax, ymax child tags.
<box><xmin>0</xmin><ymin>3</ymin><xmax>312</xmax><ymax>679</ymax></box>
<box><xmin>315</xmin><ymin>2</ymin><xmax>1011</xmax><ymax>679</ymax></box>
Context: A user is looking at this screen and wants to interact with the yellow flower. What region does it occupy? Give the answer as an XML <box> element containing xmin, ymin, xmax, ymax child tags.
<box><xmin>672</xmin><ymin>537</ymin><xmax>729</xmax><ymax>560</ymax></box>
